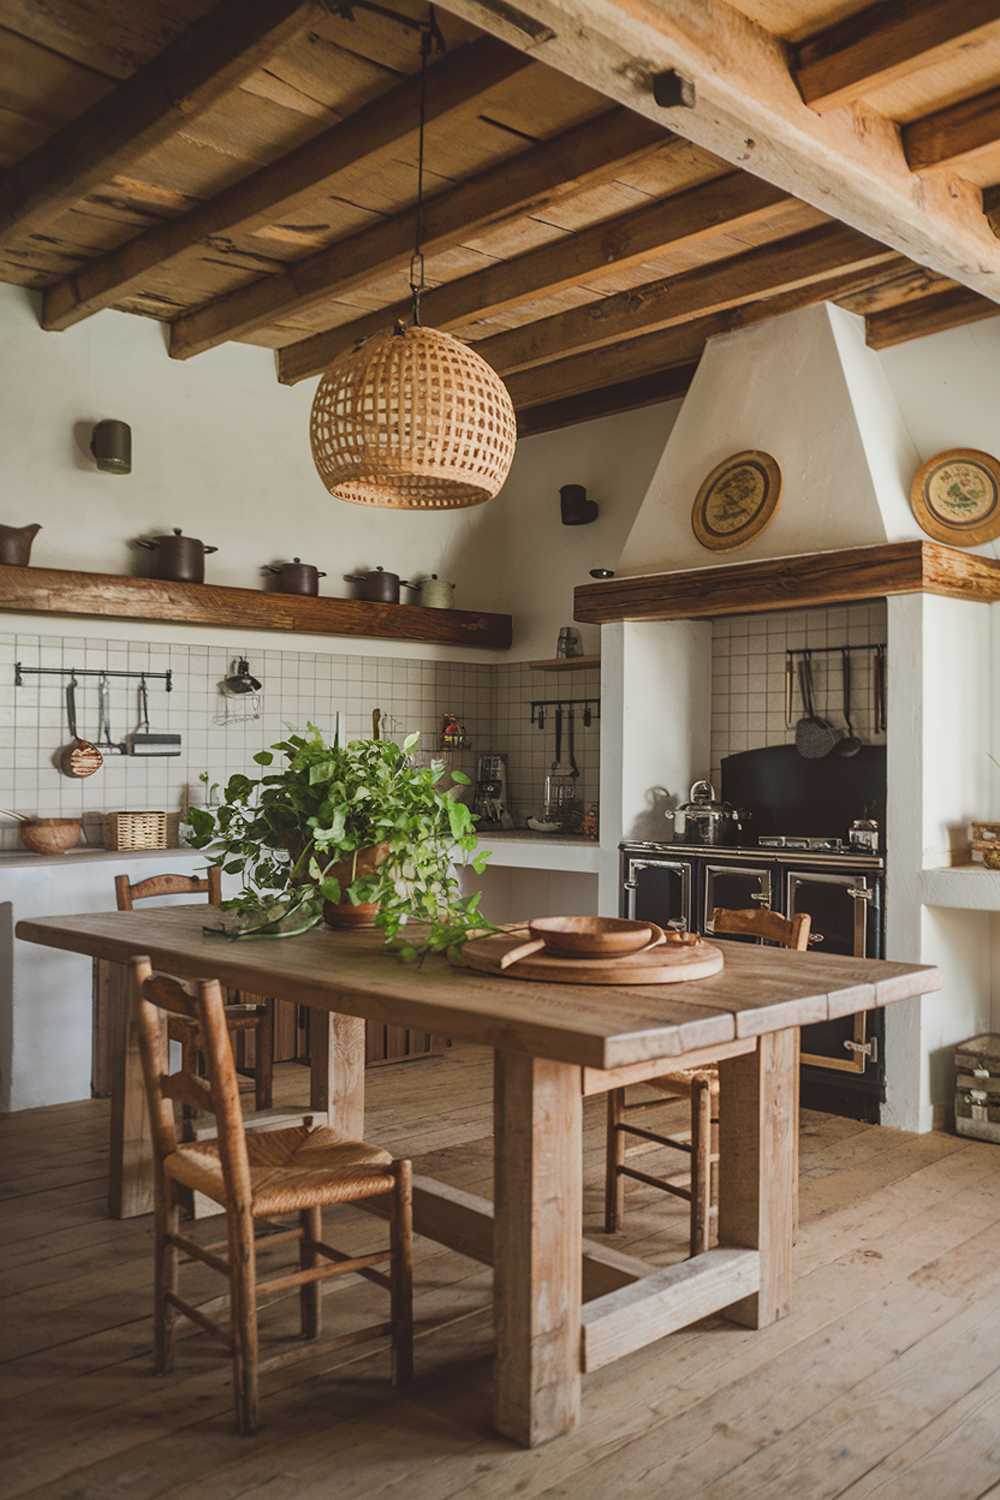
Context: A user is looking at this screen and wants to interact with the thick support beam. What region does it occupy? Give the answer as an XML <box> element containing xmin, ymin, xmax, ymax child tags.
<box><xmin>516</xmin><ymin>363</ymin><xmax>697</xmax><ymax>438</ymax></box>
<box><xmin>905</xmin><ymin>85</ymin><xmax>1000</xmax><ymax>174</ymax></box>
<box><xmin>580</xmin><ymin>1248</ymin><xmax>760</xmax><ymax>1372</ymax></box>
<box><xmin>247</xmin><ymin>109</ymin><xmax>669</xmax><ymax>380</ymax></box>
<box><xmin>794</xmin><ymin>1</ymin><xmax>1000</xmax><ymax>114</ymax></box>
<box><xmin>0</xmin><ymin>0</ymin><xmax>314</xmax><ymax>252</ymax></box>
<box><xmin>276</xmin><ymin>169</ymin><xmax>786</xmax><ymax>382</ymax></box>
<box><xmin>40</xmin><ymin>36</ymin><xmax>530</xmax><ymax>332</ymax></box>
<box><xmin>483</xmin><ymin>223</ymin><xmax>895</xmax><ymax>378</ymax></box>
<box><xmin>430</xmin><ymin>0</ymin><xmax>1000</xmax><ymax>306</ymax></box>
<box><xmin>866</xmin><ymin>285</ymin><xmax>1000</xmax><ymax>348</ymax></box>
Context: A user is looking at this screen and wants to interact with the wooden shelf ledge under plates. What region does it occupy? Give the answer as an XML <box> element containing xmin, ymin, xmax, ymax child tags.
<box><xmin>0</xmin><ymin>565</ymin><xmax>512</xmax><ymax>650</ymax></box>
<box><xmin>574</xmin><ymin>541</ymin><xmax>1000</xmax><ymax>625</ymax></box>
<box><xmin>527</xmin><ymin>655</ymin><xmax>600</xmax><ymax>671</ymax></box>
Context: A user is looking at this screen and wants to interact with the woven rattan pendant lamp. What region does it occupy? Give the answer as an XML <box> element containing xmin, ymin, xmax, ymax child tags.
<box><xmin>310</xmin><ymin>9</ymin><xmax>517</xmax><ymax>511</ymax></box>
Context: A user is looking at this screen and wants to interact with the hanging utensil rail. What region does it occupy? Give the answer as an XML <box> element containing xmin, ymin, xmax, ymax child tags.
<box><xmin>530</xmin><ymin>697</ymin><xmax>599</xmax><ymax>728</ymax></box>
<box><xmin>14</xmin><ymin>665</ymin><xmax>173</xmax><ymax>689</ymax></box>
<box><xmin>784</xmin><ymin>644</ymin><xmax>884</xmax><ymax>659</ymax></box>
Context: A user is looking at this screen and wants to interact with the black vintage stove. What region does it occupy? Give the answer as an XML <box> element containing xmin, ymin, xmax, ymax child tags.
<box><xmin>620</xmin><ymin>742</ymin><xmax>888</xmax><ymax>1123</ymax></box>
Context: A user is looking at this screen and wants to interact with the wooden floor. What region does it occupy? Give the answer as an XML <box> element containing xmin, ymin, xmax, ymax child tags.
<box><xmin>3</xmin><ymin>1046</ymin><xmax>1000</xmax><ymax>1499</ymax></box>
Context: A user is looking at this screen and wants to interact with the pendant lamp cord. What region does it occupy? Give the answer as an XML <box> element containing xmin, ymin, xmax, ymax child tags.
<box><xmin>408</xmin><ymin>5</ymin><xmax>444</xmax><ymax>329</ymax></box>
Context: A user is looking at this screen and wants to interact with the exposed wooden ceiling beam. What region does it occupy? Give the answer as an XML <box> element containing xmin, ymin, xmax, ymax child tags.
<box><xmin>0</xmin><ymin>0</ymin><xmax>316</xmax><ymax>252</ymax></box>
<box><xmin>904</xmin><ymin>85</ymin><xmax>1000</xmax><ymax>173</ymax></box>
<box><xmin>40</xmin><ymin>35</ymin><xmax>530</xmax><ymax>333</ymax></box>
<box><xmin>794</xmin><ymin>0</ymin><xmax>1000</xmax><ymax>113</ymax></box>
<box><xmin>431</xmin><ymin>0</ymin><xmax>1000</xmax><ymax>306</ymax></box>
<box><xmin>866</xmin><ymin>285</ymin><xmax>1000</xmax><ymax>348</ymax></box>
<box><xmin>475</xmin><ymin>222</ymin><xmax>896</xmax><ymax>377</ymax></box>
<box><xmin>276</xmin><ymin>169</ymin><xmax>787</xmax><ymax>383</ymax></box>
<box><xmin>516</xmin><ymin>362</ymin><xmax>696</xmax><ymax>437</ymax></box>
<box><xmin>177</xmin><ymin>108</ymin><xmax>667</xmax><ymax>363</ymax></box>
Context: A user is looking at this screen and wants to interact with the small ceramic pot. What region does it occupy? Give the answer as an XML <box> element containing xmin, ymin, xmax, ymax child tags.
<box><xmin>20</xmin><ymin>818</ymin><xmax>82</xmax><ymax>855</ymax></box>
<box><xmin>322</xmin><ymin>844</ymin><xmax>390</xmax><ymax>928</ymax></box>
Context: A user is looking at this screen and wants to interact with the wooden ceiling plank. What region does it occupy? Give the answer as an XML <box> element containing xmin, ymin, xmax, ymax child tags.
<box><xmin>904</xmin><ymin>84</ymin><xmax>1000</xmax><ymax>173</ymax></box>
<box><xmin>40</xmin><ymin>35</ymin><xmax>530</xmax><ymax>332</ymax></box>
<box><xmin>794</xmin><ymin>0</ymin><xmax>1000</xmax><ymax>113</ymax></box>
<box><xmin>272</xmin><ymin>170</ymin><xmax>789</xmax><ymax>382</ymax></box>
<box><xmin>516</xmin><ymin>361</ymin><xmax>696</xmax><ymax>437</ymax></box>
<box><xmin>270</xmin><ymin>109</ymin><xmax>668</xmax><ymax>383</ymax></box>
<box><xmin>865</xmin><ymin>284</ymin><xmax>1000</xmax><ymax>347</ymax></box>
<box><xmin>430</xmin><ymin>0</ymin><xmax>1000</xmax><ymax>304</ymax></box>
<box><xmin>475</xmin><ymin>221</ymin><xmax>896</xmax><ymax>376</ymax></box>
<box><xmin>0</xmin><ymin>0</ymin><xmax>317</xmax><ymax>252</ymax></box>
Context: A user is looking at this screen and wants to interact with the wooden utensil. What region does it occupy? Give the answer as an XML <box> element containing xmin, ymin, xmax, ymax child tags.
<box><xmin>463</xmin><ymin>930</ymin><xmax>724</xmax><ymax>985</ymax></box>
<box><xmin>528</xmin><ymin>915</ymin><xmax>654</xmax><ymax>958</ymax></box>
<box><xmin>60</xmin><ymin>677</ymin><xmax>102</xmax><ymax>779</ymax></box>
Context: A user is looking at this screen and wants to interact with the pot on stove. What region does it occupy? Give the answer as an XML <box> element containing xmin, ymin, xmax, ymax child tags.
<box><xmin>665</xmin><ymin>780</ymin><xmax>743</xmax><ymax>846</ymax></box>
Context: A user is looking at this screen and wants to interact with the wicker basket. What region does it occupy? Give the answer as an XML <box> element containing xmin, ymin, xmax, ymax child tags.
<box><xmin>104</xmin><ymin>811</ymin><xmax>169</xmax><ymax>852</ymax></box>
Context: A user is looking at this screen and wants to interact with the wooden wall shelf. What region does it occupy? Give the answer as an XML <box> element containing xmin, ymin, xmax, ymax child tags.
<box><xmin>0</xmin><ymin>565</ymin><xmax>512</xmax><ymax>650</ymax></box>
<box><xmin>527</xmin><ymin>655</ymin><xmax>600</xmax><ymax>672</ymax></box>
<box><xmin>574</xmin><ymin>541</ymin><xmax>1000</xmax><ymax>625</ymax></box>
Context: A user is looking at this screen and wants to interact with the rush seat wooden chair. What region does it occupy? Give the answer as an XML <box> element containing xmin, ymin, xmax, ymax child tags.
<box><xmin>115</xmin><ymin>868</ymin><xmax>274</xmax><ymax>1114</ymax></box>
<box><xmin>131</xmin><ymin>955</ymin><xmax>414</xmax><ymax>1435</ymax></box>
<box><xmin>605</xmin><ymin>906</ymin><xmax>811</xmax><ymax>1255</ymax></box>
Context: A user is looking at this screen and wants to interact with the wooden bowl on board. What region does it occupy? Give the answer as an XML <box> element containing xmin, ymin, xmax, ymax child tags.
<box><xmin>20</xmin><ymin>818</ymin><xmax>82</xmax><ymax>855</ymax></box>
<box><xmin>527</xmin><ymin>915</ymin><xmax>654</xmax><ymax>958</ymax></box>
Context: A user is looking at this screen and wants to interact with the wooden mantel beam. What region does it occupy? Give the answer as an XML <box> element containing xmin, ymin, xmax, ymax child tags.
<box><xmin>0</xmin><ymin>0</ymin><xmax>316</xmax><ymax>252</ymax></box>
<box><xmin>40</xmin><ymin>35</ymin><xmax>530</xmax><ymax>333</ymax></box>
<box><xmin>430</xmin><ymin>0</ymin><xmax>1000</xmax><ymax>308</ymax></box>
<box><xmin>179</xmin><ymin>108</ymin><xmax>668</xmax><ymax>365</ymax></box>
<box><xmin>793</xmin><ymin>1</ymin><xmax>1000</xmax><ymax>114</ymax></box>
<box><xmin>276</xmin><ymin>169</ymin><xmax>789</xmax><ymax>383</ymax></box>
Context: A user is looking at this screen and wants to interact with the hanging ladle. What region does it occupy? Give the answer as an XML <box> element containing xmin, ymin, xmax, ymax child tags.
<box><xmin>835</xmin><ymin>647</ymin><xmax>863</xmax><ymax>758</ymax></box>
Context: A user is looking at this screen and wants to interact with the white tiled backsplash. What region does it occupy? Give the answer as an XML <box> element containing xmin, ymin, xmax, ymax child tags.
<box><xmin>0</xmin><ymin>631</ymin><xmax>600</xmax><ymax>849</ymax></box>
<box><xmin>709</xmin><ymin>601</ymin><xmax>888</xmax><ymax>790</ymax></box>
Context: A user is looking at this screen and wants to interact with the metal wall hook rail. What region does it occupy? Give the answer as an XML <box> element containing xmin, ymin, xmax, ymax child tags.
<box><xmin>530</xmin><ymin>696</ymin><xmax>601</xmax><ymax>727</ymax></box>
<box><xmin>785</xmin><ymin>643</ymin><xmax>886</xmax><ymax>660</ymax></box>
<box><xmin>14</xmin><ymin>664</ymin><xmax>173</xmax><ymax>690</ymax></box>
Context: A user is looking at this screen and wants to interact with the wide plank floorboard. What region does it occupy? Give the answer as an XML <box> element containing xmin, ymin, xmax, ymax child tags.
<box><xmin>2</xmin><ymin>1044</ymin><xmax>999</xmax><ymax>1499</ymax></box>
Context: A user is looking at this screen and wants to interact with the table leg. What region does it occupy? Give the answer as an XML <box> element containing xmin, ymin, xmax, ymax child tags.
<box><xmin>309</xmin><ymin>1010</ymin><xmax>366</xmax><ymax>1137</ymax></box>
<box><xmin>107</xmin><ymin>959</ymin><xmax>157</xmax><ymax>1219</ymax></box>
<box><xmin>718</xmin><ymin>1027</ymin><xmax>797</xmax><ymax>1328</ymax></box>
<box><xmin>493</xmin><ymin>1051</ymin><xmax>582</xmax><ymax>1447</ymax></box>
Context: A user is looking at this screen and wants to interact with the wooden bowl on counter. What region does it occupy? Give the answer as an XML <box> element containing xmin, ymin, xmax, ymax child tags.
<box><xmin>20</xmin><ymin>818</ymin><xmax>82</xmax><ymax>855</ymax></box>
<box><xmin>528</xmin><ymin>915</ymin><xmax>654</xmax><ymax>958</ymax></box>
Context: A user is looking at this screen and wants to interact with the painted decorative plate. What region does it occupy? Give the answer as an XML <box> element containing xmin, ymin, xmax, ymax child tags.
<box><xmin>909</xmin><ymin>448</ymin><xmax>1000</xmax><ymax>546</ymax></box>
<box><xmin>691</xmin><ymin>450</ymin><xmax>781</xmax><ymax>551</ymax></box>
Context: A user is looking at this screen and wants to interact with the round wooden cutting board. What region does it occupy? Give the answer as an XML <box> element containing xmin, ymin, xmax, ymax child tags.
<box><xmin>462</xmin><ymin>932</ymin><xmax>724</xmax><ymax>985</ymax></box>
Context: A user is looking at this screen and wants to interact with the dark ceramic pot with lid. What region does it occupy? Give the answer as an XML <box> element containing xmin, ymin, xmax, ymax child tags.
<box><xmin>262</xmin><ymin>557</ymin><xmax>327</xmax><ymax>596</ymax></box>
<box><xmin>343</xmin><ymin>565</ymin><xmax>416</xmax><ymax>604</ymax></box>
<box><xmin>135</xmin><ymin>527</ymin><xmax>218</xmax><ymax>584</ymax></box>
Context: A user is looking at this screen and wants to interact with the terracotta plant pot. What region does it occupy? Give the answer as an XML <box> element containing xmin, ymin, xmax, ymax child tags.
<box><xmin>20</xmin><ymin>818</ymin><xmax>82</xmax><ymax>855</ymax></box>
<box><xmin>322</xmin><ymin>844</ymin><xmax>390</xmax><ymax>929</ymax></box>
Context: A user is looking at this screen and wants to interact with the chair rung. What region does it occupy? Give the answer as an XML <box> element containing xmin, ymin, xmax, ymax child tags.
<box><xmin>311</xmin><ymin>1236</ymin><xmax>392</xmax><ymax>1291</ymax></box>
<box><xmin>622</xmin><ymin>1096</ymin><xmax>683</xmax><ymax>1111</ymax></box>
<box><xmin>619</xmin><ymin>1121</ymin><xmax>692</xmax><ymax>1152</ymax></box>
<box><xmin>620</xmin><ymin>1164</ymin><xmax>693</xmax><ymax>1201</ymax></box>
<box><xmin>165</xmin><ymin>1292</ymin><xmax>233</xmax><ymax>1351</ymax></box>
<box><xmin>168</xmin><ymin>1231</ymin><xmax>229</xmax><ymax>1276</ymax></box>
<box><xmin>257</xmin><ymin>1248</ymin><xmax>392</xmax><ymax>1298</ymax></box>
<box><xmin>257</xmin><ymin>1321</ymin><xmax>394</xmax><ymax>1376</ymax></box>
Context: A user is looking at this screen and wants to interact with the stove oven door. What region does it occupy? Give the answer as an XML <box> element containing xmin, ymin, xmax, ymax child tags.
<box><xmin>703</xmin><ymin>861</ymin><xmax>773</xmax><ymax>937</ymax></box>
<box><xmin>785</xmin><ymin>868</ymin><xmax>882</xmax><ymax>1088</ymax></box>
<box><xmin>622</xmin><ymin>855</ymin><xmax>695</xmax><ymax>932</ymax></box>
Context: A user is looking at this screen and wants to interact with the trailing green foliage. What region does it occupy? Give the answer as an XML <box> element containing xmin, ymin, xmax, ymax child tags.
<box><xmin>184</xmin><ymin>725</ymin><xmax>493</xmax><ymax>958</ymax></box>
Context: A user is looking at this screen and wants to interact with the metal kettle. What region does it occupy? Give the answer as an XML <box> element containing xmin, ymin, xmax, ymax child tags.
<box><xmin>665</xmin><ymin>780</ymin><xmax>743</xmax><ymax>847</ymax></box>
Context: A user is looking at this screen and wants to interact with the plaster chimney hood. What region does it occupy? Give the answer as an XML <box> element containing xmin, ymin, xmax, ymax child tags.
<box><xmin>576</xmin><ymin>300</ymin><xmax>1000</xmax><ymax>624</ymax></box>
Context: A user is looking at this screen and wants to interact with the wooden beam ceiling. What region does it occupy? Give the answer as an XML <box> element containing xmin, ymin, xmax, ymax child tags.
<box><xmin>0</xmin><ymin>0</ymin><xmax>315</xmax><ymax>252</ymax></box>
<box><xmin>904</xmin><ymin>85</ymin><xmax>1000</xmax><ymax>174</ymax></box>
<box><xmin>866</xmin><ymin>285</ymin><xmax>1000</xmax><ymax>348</ymax></box>
<box><xmin>276</xmin><ymin>168</ymin><xmax>789</xmax><ymax>384</ymax></box>
<box><xmin>40</xmin><ymin>34</ymin><xmax>531</xmax><ymax>332</ymax></box>
<box><xmin>174</xmin><ymin>108</ymin><xmax>668</xmax><ymax>362</ymax></box>
<box><xmin>474</xmin><ymin>222</ymin><xmax>896</xmax><ymax>377</ymax></box>
<box><xmin>793</xmin><ymin>1</ymin><xmax>1000</xmax><ymax>114</ymax></box>
<box><xmin>430</xmin><ymin>0</ymin><xmax>1000</xmax><ymax>308</ymax></box>
<box><xmin>515</xmin><ymin>362</ymin><xmax>696</xmax><ymax>438</ymax></box>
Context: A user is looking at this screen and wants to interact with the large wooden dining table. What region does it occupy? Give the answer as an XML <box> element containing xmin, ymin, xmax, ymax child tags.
<box><xmin>17</xmin><ymin>906</ymin><xmax>938</xmax><ymax>1447</ymax></box>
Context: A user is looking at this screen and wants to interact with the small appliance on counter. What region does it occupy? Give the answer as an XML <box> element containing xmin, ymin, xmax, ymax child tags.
<box><xmin>472</xmin><ymin>754</ymin><xmax>511</xmax><ymax>829</ymax></box>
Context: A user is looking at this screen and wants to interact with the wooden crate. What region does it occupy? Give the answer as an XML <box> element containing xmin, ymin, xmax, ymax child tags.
<box><xmin>955</xmin><ymin>1034</ymin><xmax>1000</xmax><ymax>1143</ymax></box>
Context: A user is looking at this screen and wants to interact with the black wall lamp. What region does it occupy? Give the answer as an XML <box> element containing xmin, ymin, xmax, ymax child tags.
<box><xmin>90</xmin><ymin>419</ymin><xmax>132</xmax><ymax>474</ymax></box>
<box><xmin>560</xmin><ymin>483</ymin><xmax>599</xmax><ymax>526</ymax></box>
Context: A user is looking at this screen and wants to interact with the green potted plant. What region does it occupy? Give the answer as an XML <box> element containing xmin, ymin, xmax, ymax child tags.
<box><xmin>184</xmin><ymin>725</ymin><xmax>492</xmax><ymax>961</ymax></box>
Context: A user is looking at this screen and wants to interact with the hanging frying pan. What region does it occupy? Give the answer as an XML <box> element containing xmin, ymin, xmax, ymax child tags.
<box><xmin>60</xmin><ymin>676</ymin><xmax>103</xmax><ymax>779</ymax></box>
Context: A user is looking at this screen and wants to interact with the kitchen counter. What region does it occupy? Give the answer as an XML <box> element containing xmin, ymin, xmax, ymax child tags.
<box><xmin>921</xmin><ymin>864</ymin><xmax>1000</xmax><ymax>911</ymax></box>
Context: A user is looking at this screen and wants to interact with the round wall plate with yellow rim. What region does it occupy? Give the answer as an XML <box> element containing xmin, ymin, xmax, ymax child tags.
<box><xmin>691</xmin><ymin>450</ymin><xmax>782</xmax><ymax>551</ymax></box>
<box><xmin>909</xmin><ymin>448</ymin><xmax>1000</xmax><ymax>546</ymax></box>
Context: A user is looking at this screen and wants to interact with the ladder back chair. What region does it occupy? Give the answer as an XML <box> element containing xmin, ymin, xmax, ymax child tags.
<box><xmin>131</xmin><ymin>956</ymin><xmax>413</xmax><ymax>1435</ymax></box>
<box><xmin>605</xmin><ymin>906</ymin><xmax>811</xmax><ymax>1255</ymax></box>
<box><xmin>115</xmin><ymin>868</ymin><xmax>274</xmax><ymax>1114</ymax></box>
